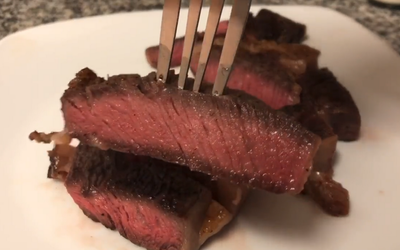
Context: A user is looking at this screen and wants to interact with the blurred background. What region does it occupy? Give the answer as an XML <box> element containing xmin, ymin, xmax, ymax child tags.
<box><xmin>0</xmin><ymin>0</ymin><xmax>399</xmax><ymax>53</ymax></box>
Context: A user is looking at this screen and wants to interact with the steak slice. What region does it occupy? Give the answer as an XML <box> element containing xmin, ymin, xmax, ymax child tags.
<box><xmin>156</xmin><ymin>37</ymin><xmax>316</xmax><ymax>109</ymax></box>
<box><xmin>65</xmin><ymin>143</ymin><xmax>226</xmax><ymax>250</ymax></box>
<box><xmin>35</xmin><ymin>130</ymin><xmax>249</xmax><ymax>248</ymax></box>
<box><xmin>145</xmin><ymin>8</ymin><xmax>307</xmax><ymax>71</ymax></box>
<box><xmin>282</xmin><ymin>94</ymin><xmax>350</xmax><ymax>216</ymax></box>
<box><xmin>145</xmin><ymin>9</ymin><xmax>311</xmax><ymax>109</ymax></box>
<box><xmin>299</xmin><ymin>68</ymin><xmax>361</xmax><ymax>141</ymax></box>
<box><xmin>190</xmin><ymin>44</ymin><xmax>302</xmax><ymax>109</ymax></box>
<box><xmin>146</xmin><ymin>25</ymin><xmax>316</xmax><ymax>110</ymax></box>
<box><xmin>61</xmin><ymin>68</ymin><xmax>321</xmax><ymax>194</ymax></box>
<box><xmin>189</xmin><ymin>36</ymin><xmax>321</xmax><ymax>109</ymax></box>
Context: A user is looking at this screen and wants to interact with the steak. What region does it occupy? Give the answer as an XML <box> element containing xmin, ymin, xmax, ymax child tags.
<box><xmin>145</xmin><ymin>8</ymin><xmax>306</xmax><ymax>69</ymax></box>
<box><xmin>189</xmin><ymin>37</ymin><xmax>321</xmax><ymax>109</ymax></box>
<box><xmin>62</xmin><ymin>143</ymin><xmax>241</xmax><ymax>250</ymax></box>
<box><xmin>282</xmin><ymin>94</ymin><xmax>350</xmax><ymax>216</ymax></box>
<box><xmin>145</xmin><ymin>11</ymin><xmax>315</xmax><ymax>109</ymax></box>
<box><xmin>34</xmin><ymin>129</ymin><xmax>249</xmax><ymax>249</ymax></box>
<box><xmin>154</xmin><ymin>36</ymin><xmax>318</xmax><ymax>109</ymax></box>
<box><xmin>61</xmin><ymin>68</ymin><xmax>321</xmax><ymax>194</ymax></box>
<box><xmin>191</xmin><ymin>44</ymin><xmax>302</xmax><ymax>109</ymax></box>
<box><xmin>298</xmin><ymin>68</ymin><xmax>361</xmax><ymax>141</ymax></box>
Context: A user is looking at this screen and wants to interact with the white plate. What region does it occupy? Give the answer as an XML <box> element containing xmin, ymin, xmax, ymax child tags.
<box><xmin>1</xmin><ymin>5</ymin><xmax>400</xmax><ymax>250</ymax></box>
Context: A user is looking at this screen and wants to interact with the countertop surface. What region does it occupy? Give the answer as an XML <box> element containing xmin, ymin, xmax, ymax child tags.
<box><xmin>0</xmin><ymin>0</ymin><xmax>399</xmax><ymax>53</ymax></box>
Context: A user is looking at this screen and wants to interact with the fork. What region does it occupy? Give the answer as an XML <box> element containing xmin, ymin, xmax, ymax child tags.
<box><xmin>156</xmin><ymin>0</ymin><xmax>252</xmax><ymax>96</ymax></box>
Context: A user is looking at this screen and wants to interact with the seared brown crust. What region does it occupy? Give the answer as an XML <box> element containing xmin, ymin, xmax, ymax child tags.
<box><xmin>299</xmin><ymin>68</ymin><xmax>361</xmax><ymax>141</ymax></box>
<box><xmin>67</xmin><ymin>144</ymin><xmax>209</xmax><ymax>216</ymax></box>
<box><xmin>61</xmin><ymin>68</ymin><xmax>321</xmax><ymax>194</ymax></box>
<box><xmin>245</xmin><ymin>9</ymin><xmax>307</xmax><ymax>43</ymax></box>
<box><xmin>282</xmin><ymin>92</ymin><xmax>338</xmax><ymax>173</ymax></box>
<box><xmin>282</xmin><ymin>92</ymin><xmax>350</xmax><ymax>216</ymax></box>
<box><xmin>304</xmin><ymin>172</ymin><xmax>350</xmax><ymax>216</ymax></box>
<box><xmin>65</xmin><ymin>144</ymin><xmax>213</xmax><ymax>250</ymax></box>
<box><xmin>235</xmin><ymin>37</ymin><xmax>320</xmax><ymax>72</ymax></box>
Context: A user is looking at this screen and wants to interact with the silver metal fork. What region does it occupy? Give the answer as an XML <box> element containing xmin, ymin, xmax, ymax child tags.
<box><xmin>156</xmin><ymin>0</ymin><xmax>252</xmax><ymax>96</ymax></box>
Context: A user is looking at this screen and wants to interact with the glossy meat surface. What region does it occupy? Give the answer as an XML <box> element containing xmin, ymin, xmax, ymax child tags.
<box><xmin>61</xmin><ymin>68</ymin><xmax>321</xmax><ymax>194</ymax></box>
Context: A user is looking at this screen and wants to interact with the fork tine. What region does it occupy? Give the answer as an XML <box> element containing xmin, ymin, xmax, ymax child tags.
<box><xmin>157</xmin><ymin>0</ymin><xmax>182</xmax><ymax>83</ymax></box>
<box><xmin>178</xmin><ymin>0</ymin><xmax>204</xmax><ymax>90</ymax></box>
<box><xmin>212</xmin><ymin>0</ymin><xmax>252</xmax><ymax>96</ymax></box>
<box><xmin>192</xmin><ymin>0</ymin><xmax>225</xmax><ymax>92</ymax></box>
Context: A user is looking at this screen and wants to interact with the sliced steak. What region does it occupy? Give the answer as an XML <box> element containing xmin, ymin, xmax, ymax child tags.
<box><xmin>190</xmin><ymin>44</ymin><xmax>302</xmax><ymax>109</ymax></box>
<box><xmin>145</xmin><ymin>8</ymin><xmax>307</xmax><ymax>71</ymax></box>
<box><xmin>146</xmin><ymin>25</ymin><xmax>315</xmax><ymax>110</ymax></box>
<box><xmin>282</xmin><ymin>94</ymin><xmax>350</xmax><ymax>216</ymax></box>
<box><xmin>189</xmin><ymin>37</ymin><xmax>321</xmax><ymax>109</ymax></box>
<box><xmin>145</xmin><ymin>9</ymin><xmax>311</xmax><ymax>110</ymax></box>
<box><xmin>66</xmin><ymin>144</ymin><xmax>216</xmax><ymax>250</ymax></box>
<box><xmin>299</xmin><ymin>68</ymin><xmax>361</xmax><ymax>141</ymax></box>
<box><xmin>61</xmin><ymin>68</ymin><xmax>321</xmax><ymax>194</ymax></box>
<box><xmin>38</xmin><ymin>131</ymin><xmax>249</xmax><ymax>247</ymax></box>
